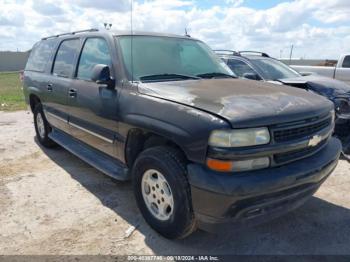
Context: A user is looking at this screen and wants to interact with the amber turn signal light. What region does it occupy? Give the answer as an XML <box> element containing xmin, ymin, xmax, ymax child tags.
<box><xmin>206</xmin><ymin>158</ymin><xmax>233</xmax><ymax>172</ymax></box>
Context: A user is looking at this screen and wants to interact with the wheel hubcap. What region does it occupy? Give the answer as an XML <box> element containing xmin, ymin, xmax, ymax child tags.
<box><xmin>141</xmin><ymin>169</ymin><xmax>174</xmax><ymax>221</ymax></box>
<box><xmin>36</xmin><ymin>113</ymin><xmax>45</xmax><ymax>139</ymax></box>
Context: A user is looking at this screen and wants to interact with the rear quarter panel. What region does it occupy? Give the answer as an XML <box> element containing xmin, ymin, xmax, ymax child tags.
<box><xmin>23</xmin><ymin>71</ymin><xmax>49</xmax><ymax>107</ymax></box>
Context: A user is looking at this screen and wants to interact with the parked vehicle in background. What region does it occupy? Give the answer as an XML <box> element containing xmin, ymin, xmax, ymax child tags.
<box><xmin>216</xmin><ymin>50</ymin><xmax>350</xmax><ymax>146</ymax></box>
<box><xmin>280</xmin><ymin>58</ymin><xmax>337</xmax><ymax>67</ymax></box>
<box><xmin>23</xmin><ymin>30</ymin><xmax>341</xmax><ymax>239</ymax></box>
<box><xmin>290</xmin><ymin>54</ymin><xmax>350</xmax><ymax>84</ymax></box>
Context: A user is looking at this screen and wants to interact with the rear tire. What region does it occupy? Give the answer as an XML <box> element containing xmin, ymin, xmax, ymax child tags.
<box><xmin>33</xmin><ymin>104</ymin><xmax>56</xmax><ymax>148</ymax></box>
<box><xmin>132</xmin><ymin>146</ymin><xmax>196</xmax><ymax>239</ymax></box>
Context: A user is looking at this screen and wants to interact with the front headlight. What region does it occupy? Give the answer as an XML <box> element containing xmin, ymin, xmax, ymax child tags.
<box><xmin>208</xmin><ymin>127</ymin><xmax>270</xmax><ymax>147</ymax></box>
<box><xmin>334</xmin><ymin>98</ymin><xmax>350</xmax><ymax>115</ymax></box>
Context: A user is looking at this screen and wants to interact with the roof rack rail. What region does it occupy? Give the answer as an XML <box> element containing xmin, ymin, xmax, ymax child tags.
<box><xmin>238</xmin><ymin>51</ymin><xmax>270</xmax><ymax>57</ymax></box>
<box><xmin>213</xmin><ymin>49</ymin><xmax>241</xmax><ymax>56</ymax></box>
<box><xmin>42</xmin><ymin>28</ymin><xmax>99</xmax><ymax>40</ymax></box>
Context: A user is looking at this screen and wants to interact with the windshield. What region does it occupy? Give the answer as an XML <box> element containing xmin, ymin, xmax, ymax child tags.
<box><xmin>117</xmin><ymin>36</ymin><xmax>234</xmax><ymax>82</ymax></box>
<box><xmin>250</xmin><ymin>58</ymin><xmax>301</xmax><ymax>80</ymax></box>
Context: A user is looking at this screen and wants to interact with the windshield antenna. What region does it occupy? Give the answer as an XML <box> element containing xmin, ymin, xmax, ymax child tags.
<box><xmin>130</xmin><ymin>0</ymin><xmax>134</xmax><ymax>83</ymax></box>
<box><xmin>185</xmin><ymin>27</ymin><xmax>191</xmax><ymax>37</ymax></box>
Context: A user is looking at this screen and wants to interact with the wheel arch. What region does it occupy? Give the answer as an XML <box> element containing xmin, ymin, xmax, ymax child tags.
<box><xmin>124</xmin><ymin>128</ymin><xmax>188</xmax><ymax>169</ymax></box>
<box><xmin>29</xmin><ymin>94</ymin><xmax>41</xmax><ymax>113</ymax></box>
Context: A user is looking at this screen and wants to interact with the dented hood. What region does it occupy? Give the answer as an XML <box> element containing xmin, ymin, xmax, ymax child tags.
<box><xmin>138</xmin><ymin>78</ymin><xmax>332</xmax><ymax>128</ymax></box>
<box><xmin>278</xmin><ymin>75</ymin><xmax>350</xmax><ymax>99</ymax></box>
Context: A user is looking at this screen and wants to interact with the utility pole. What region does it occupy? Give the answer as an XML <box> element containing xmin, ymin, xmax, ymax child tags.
<box><xmin>289</xmin><ymin>44</ymin><xmax>294</xmax><ymax>65</ymax></box>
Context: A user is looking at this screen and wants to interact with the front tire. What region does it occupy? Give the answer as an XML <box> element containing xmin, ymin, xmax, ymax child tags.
<box><xmin>33</xmin><ymin>104</ymin><xmax>56</xmax><ymax>148</ymax></box>
<box><xmin>132</xmin><ymin>146</ymin><xmax>196</xmax><ymax>239</ymax></box>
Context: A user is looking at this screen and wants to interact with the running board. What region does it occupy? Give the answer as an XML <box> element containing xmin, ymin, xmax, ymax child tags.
<box><xmin>49</xmin><ymin>129</ymin><xmax>130</xmax><ymax>181</ymax></box>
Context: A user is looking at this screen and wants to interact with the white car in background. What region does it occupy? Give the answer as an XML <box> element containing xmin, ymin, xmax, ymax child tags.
<box><xmin>291</xmin><ymin>54</ymin><xmax>350</xmax><ymax>84</ymax></box>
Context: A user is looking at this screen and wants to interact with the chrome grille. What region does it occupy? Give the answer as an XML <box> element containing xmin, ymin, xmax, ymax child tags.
<box><xmin>273</xmin><ymin>117</ymin><xmax>331</xmax><ymax>143</ymax></box>
<box><xmin>274</xmin><ymin>139</ymin><xmax>327</xmax><ymax>165</ymax></box>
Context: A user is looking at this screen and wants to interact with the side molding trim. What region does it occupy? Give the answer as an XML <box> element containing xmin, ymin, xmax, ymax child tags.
<box><xmin>70</xmin><ymin>122</ymin><xmax>114</xmax><ymax>144</ymax></box>
<box><xmin>46</xmin><ymin>111</ymin><xmax>68</xmax><ymax>123</ymax></box>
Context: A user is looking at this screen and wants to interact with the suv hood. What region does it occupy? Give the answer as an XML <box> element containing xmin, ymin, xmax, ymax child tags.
<box><xmin>138</xmin><ymin>78</ymin><xmax>332</xmax><ymax>128</ymax></box>
<box><xmin>278</xmin><ymin>75</ymin><xmax>350</xmax><ymax>99</ymax></box>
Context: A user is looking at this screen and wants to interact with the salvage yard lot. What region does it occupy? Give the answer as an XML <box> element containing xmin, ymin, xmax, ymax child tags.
<box><xmin>0</xmin><ymin>110</ymin><xmax>349</xmax><ymax>255</ymax></box>
<box><xmin>0</xmin><ymin>72</ymin><xmax>26</xmax><ymax>111</ymax></box>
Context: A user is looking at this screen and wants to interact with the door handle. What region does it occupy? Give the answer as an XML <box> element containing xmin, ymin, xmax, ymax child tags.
<box><xmin>68</xmin><ymin>88</ymin><xmax>77</xmax><ymax>98</ymax></box>
<box><xmin>47</xmin><ymin>84</ymin><xmax>53</xmax><ymax>92</ymax></box>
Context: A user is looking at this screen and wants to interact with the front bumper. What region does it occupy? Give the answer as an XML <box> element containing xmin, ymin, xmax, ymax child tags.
<box><xmin>187</xmin><ymin>137</ymin><xmax>341</xmax><ymax>232</ymax></box>
<box><xmin>337</xmin><ymin>113</ymin><xmax>350</xmax><ymax>120</ymax></box>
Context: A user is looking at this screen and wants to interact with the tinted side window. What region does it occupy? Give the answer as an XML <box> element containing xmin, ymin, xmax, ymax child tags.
<box><xmin>25</xmin><ymin>40</ymin><xmax>57</xmax><ymax>72</ymax></box>
<box><xmin>227</xmin><ymin>59</ymin><xmax>257</xmax><ymax>77</ymax></box>
<box><xmin>77</xmin><ymin>38</ymin><xmax>112</xmax><ymax>81</ymax></box>
<box><xmin>342</xmin><ymin>56</ymin><xmax>350</xmax><ymax>68</ymax></box>
<box><xmin>53</xmin><ymin>39</ymin><xmax>80</xmax><ymax>78</ymax></box>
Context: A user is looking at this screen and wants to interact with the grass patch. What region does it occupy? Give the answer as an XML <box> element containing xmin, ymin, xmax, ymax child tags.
<box><xmin>0</xmin><ymin>71</ymin><xmax>26</xmax><ymax>111</ymax></box>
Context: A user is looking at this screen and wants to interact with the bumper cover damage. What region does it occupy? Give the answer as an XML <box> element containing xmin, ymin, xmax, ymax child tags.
<box><xmin>187</xmin><ymin>137</ymin><xmax>341</xmax><ymax>232</ymax></box>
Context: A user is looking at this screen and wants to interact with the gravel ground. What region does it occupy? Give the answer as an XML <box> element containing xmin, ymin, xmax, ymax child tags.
<box><xmin>0</xmin><ymin>110</ymin><xmax>350</xmax><ymax>255</ymax></box>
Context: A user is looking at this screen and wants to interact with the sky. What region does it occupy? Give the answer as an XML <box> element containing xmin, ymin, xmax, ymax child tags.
<box><xmin>0</xmin><ymin>0</ymin><xmax>349</xmax><ymax>59</ymax></box>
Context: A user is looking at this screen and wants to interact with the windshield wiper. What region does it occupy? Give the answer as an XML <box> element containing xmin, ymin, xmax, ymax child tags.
<box><xmin>139</xmin><ymin>73</ymin><xmax>200</xmax><ymax>82</ymax></box>
<box><xmin>196</xmin><ymin>72</ymin><xmax>236</xmax><ymax>79</ymax></box>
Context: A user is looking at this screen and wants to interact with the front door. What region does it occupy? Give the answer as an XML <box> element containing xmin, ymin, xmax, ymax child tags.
<box><xmin>67</xmin><ymin>37</ymin><xmax>119</xmax><ymax>158</ymax></box>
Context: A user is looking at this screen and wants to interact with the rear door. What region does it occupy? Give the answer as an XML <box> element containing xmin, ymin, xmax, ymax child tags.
<box><xmin>67</xmin><ymin>37</ymin><xmax>119</xmax><ymax>158</ymax></box>
<box><xmin>44</xmin><ymin>38</ymin><xmax>81</xmax><ymax>133</ymax></box>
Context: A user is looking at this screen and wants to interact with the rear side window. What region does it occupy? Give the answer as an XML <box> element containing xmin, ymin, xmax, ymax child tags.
<box><xmin>25</xmin><ymin>40</ymin><xmax>56</xmax><ymax>72</ymax></box>
<box><xmin>53</xmin><ymin>39</ymin><xmax>80</xmax><ymax>78</ymax></box>
<box><xmin>77</xmin><ymin>38</ymin><xmax>112</xmax><ymax>81</ymax></box>
<box><xmin>342</xmin><ymin>56</ymin><xmax>350</xmax><ymax>68</ymax></box>
<box><xmin>227</xmin><ymin>59</ymin><xmax>258</xmax><ymax>77</ymax></box>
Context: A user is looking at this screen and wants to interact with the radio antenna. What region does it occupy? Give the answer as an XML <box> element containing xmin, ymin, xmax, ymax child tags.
<box><xmin>130</xmin><ymin>0</ymin><xmax>134</xmax><ymax>82</ymax></box>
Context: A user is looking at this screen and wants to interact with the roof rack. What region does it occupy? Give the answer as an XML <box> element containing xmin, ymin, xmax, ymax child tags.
<box><xmin>214</xmin><ymin>50</ymin><xmax>241</xmax><ymax>56</ymax></box>
<box><xmin>42</xmin><ymin>28</ymin><xmax>99</xmax><ymax>40</ymax></box>
<box><xmin>238</xmin><ymin>51</ymin><xmax>270</xmax><ymax>57</ymax></box>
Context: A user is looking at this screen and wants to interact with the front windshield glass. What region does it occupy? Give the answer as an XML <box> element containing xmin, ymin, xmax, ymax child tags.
<box><xmin>117</xmin><ymin>35</ymin><xmax>234</xmax><ymax>81</ymax></box>
<box><xmin>250</xmin><ymin>58</ymin><xmax>301</xmax><ymax>80</ymax></box>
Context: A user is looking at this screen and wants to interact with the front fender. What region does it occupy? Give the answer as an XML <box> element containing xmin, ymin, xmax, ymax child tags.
<box><xmin>119</xmin><ymin>90</ymin><xmax>230</xmax><ymax>163</ymax></box>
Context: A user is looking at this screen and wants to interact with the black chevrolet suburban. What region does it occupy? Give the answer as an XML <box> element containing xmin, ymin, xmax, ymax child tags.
<box><xmin>23</xmin><ymin>29</ymin><xmax>341</xmax><ymax>239</ymax></box>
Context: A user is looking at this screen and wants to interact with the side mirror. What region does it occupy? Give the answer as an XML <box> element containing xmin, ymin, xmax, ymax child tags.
<box><xmin>91</xmin><ymin>64</ymin><xmax>115</xmax><ymax>88</ymax></box>
<box><xmin>243</xmin><ymin>73</ymin><xmax>260</xmax><ymax>80</ymax></box>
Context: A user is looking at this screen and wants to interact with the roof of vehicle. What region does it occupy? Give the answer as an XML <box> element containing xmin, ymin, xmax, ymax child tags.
<box><xmin>41</xmin><ymin>28</ymin><xmax>198</xmax><ymax>41</ymax></box>
<box><xmin>214</xmin><ymin>50</ymin><xmax>272</xmax><ymax>61</ymax></box>
<box><xmin>214</xmin><ymin>49</ymin><xmax>270</xmax><ymax>57</ymax></box>
<box><xmin>113</xmin><ymin>30</ymin><xmax>197</xmax><ymax>39</ymax></box>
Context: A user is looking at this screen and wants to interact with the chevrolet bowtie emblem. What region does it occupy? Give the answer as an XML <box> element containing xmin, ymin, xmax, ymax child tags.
<box><xmin>308</xmin><ymin>135</ymin><xmax>322</xmax><ymax>147</ymax></box>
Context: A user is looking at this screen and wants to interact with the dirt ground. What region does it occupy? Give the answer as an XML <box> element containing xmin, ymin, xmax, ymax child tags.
<box><xmin>0</xmin><ymin>110</ymin><xmax>350</xmax><ymax>255</ymax></box>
